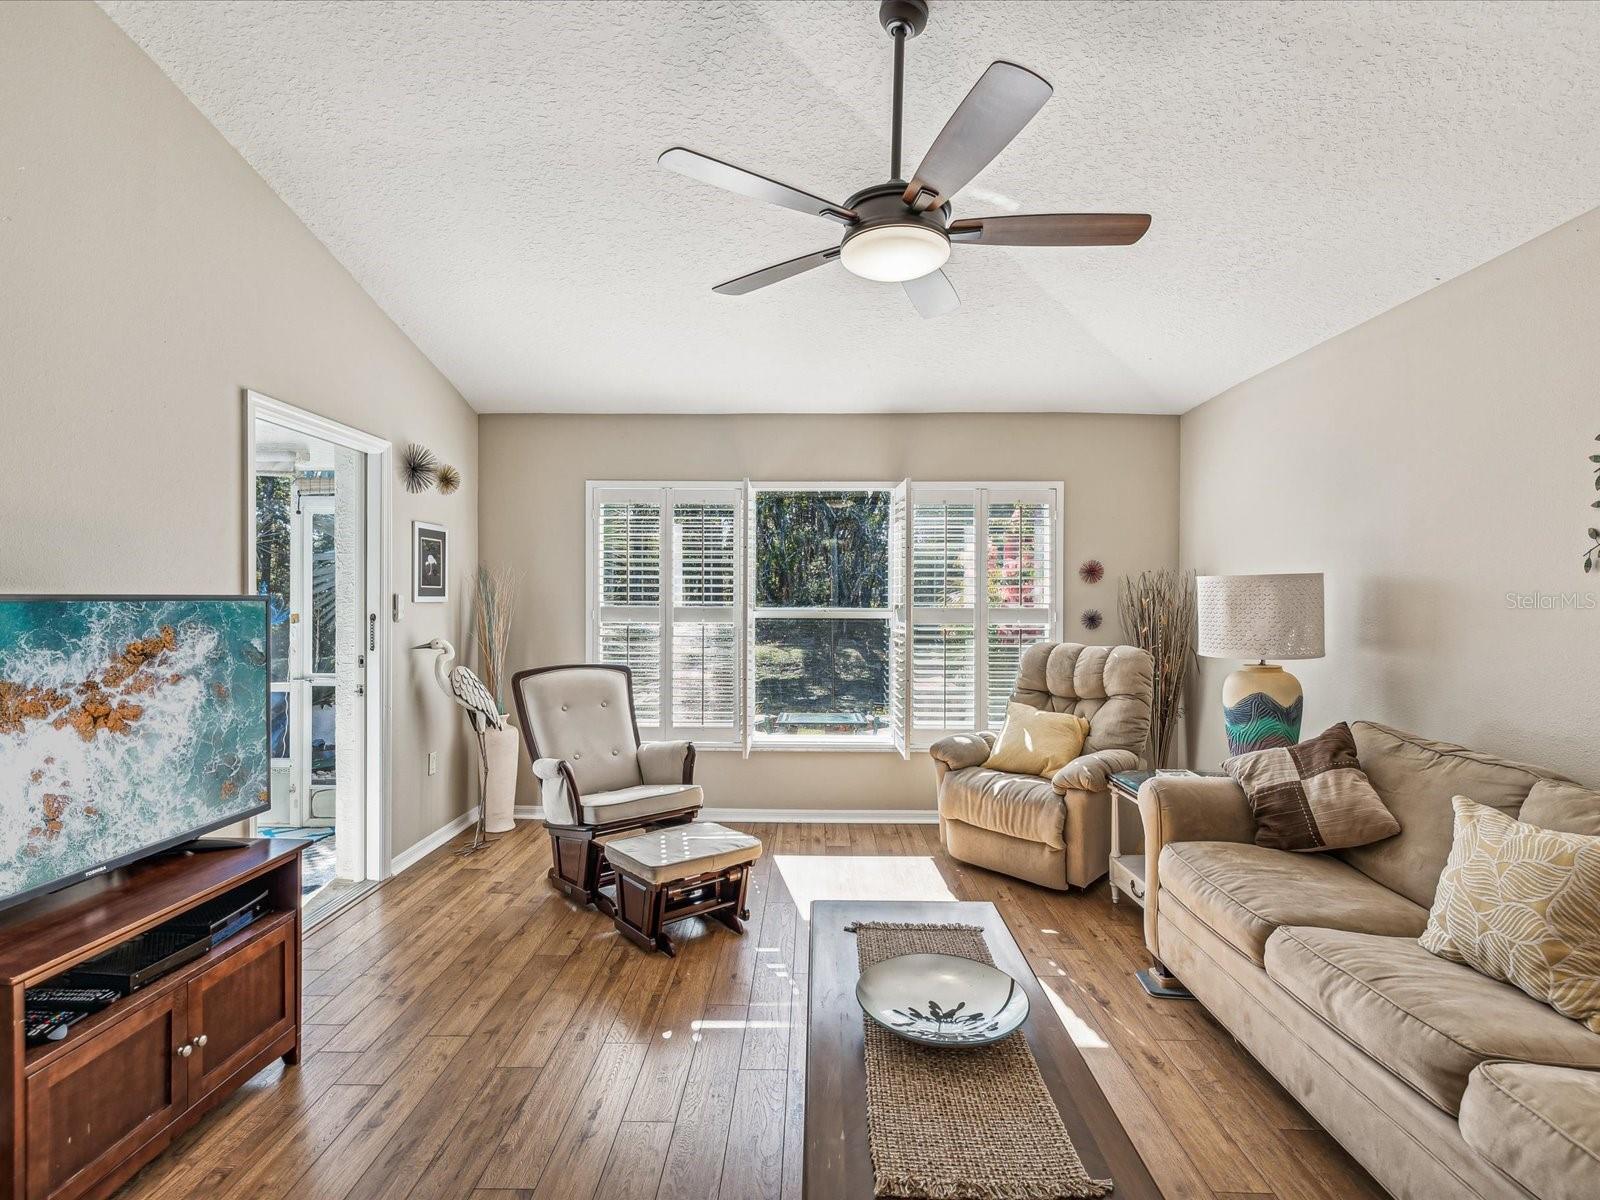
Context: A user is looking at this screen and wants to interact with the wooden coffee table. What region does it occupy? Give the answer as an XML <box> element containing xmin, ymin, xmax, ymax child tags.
<box><xmin>804</xmin><ymin>899</ymin><xmax>1161</xmax><ymax>1199</ymax></box>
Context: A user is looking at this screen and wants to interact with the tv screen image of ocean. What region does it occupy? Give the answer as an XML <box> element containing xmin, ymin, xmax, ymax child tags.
<box><xmin>0</xmin><ymin>598</ymin><xmax>269</xmax><ymax>906</ymax></box>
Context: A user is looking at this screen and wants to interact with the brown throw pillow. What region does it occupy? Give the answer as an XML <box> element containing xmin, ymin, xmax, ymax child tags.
<box><xmin>1223</xmin><ymin>722</ymin><xmax>1401</xmax><ymax>852</ymax></box>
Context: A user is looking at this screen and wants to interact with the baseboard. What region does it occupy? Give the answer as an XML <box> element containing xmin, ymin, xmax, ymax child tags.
<box><xmin>508</xmin><ymin>805</ymin><xmax>937</xmax><ymax>825</ymax></box>
<box><xmin>391</xmin><ymin>806</ymin><xmax>479</xmax><ymax>874</ymax></box>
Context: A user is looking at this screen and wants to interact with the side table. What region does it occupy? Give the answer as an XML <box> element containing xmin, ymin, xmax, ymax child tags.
<box><xmin>1109</xmin><ymin>770</ymin><xmax>1223</xmax><ymax>1000</ymax></box>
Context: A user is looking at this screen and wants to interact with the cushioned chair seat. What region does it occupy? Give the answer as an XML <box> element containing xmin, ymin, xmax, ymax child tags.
<box><xmin>603</xmin><ymin>821</ymin><xmax>761</xmax><ymax>885</ymax></box>
<box><xmin>581</xmin><ymin>783</ymin><xmax>703</xmax><ymax>827</ymax></box>
<box><xmin>1158</xmin><ymin>841</ymin><xmax>1429</xmax><ymax>966</ymax></box>
<box><xmin>939</xmin><ymin>767</ymin><xmax>1065</xmax><ymax>849</ymax></box>
<box><xmin>1265</xmin><ymin>926</ymin><xmax>1600</xmax><ymax>1115</ymax></box>
<box><xmin>1458</xmin><ymin>1062</ymin><xmax>1600</xmax><ymax>1200</ymax></box>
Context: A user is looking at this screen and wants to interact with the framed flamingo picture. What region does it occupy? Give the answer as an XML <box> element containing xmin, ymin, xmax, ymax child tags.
<box><xmin>413</xmin><ymin>521</ymin><xmax>448</xmax><ymax>603</ymax></box>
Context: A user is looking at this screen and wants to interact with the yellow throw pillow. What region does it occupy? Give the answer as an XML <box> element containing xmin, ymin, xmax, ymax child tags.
<box><xmin>984</xmin><ymin>703</ymin><xmax>1089</xmax><ymax>778</ymax></box>
<box><xmin>1420</xmin><ymin>796</ymin><xmax>1600</xmax><ymax>1034</ymax></box>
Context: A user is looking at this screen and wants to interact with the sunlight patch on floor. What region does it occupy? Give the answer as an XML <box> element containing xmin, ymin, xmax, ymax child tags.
<box><xmin>691</xmin><ymin>1018</ymin><xmax>790</xmax><ymax>1030</ymax></box>
<box><xmin>773</xmin><ymin>854</ymin><xmax>957</xmax><ymax>915</ymax></box>
<box><xmin>1037</xmin><ymin>976</ymin><xmax>1110</xmax><ymax>1050</ymax></box>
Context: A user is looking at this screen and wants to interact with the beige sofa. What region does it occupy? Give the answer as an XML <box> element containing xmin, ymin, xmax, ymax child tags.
<box><xmin>931</xmin><ymin>641</ymin><xmax>1153</xmax><ymax>890</ymax></box>
<box><xmin>1140</xmin><ymin>721</ymin><xmax>1600</xmax><ymax>1200</ymax></box>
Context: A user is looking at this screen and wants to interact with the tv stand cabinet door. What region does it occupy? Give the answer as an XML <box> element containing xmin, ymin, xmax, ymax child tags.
<box><xmin>186</xmin><ymin>917</ymin><xmax>297</xmax><ymax>1101</ymax></box>
<box><xmin>24</xmin><ymin>991</ymin><xmax>189</xmax><ymax>1200</ymax></box>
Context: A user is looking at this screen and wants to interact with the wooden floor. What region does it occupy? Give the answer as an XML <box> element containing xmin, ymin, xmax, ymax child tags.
<box><xmin>113</xmin><ymin>820</ymin><xmax>1385</xmax><ymax>1200</ymax></box>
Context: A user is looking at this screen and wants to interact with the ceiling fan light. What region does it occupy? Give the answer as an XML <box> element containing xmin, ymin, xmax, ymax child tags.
<box><xmin>839</xmin><ymin>222</ymin><xmax>950</xmax><ymax>283</ymax></box>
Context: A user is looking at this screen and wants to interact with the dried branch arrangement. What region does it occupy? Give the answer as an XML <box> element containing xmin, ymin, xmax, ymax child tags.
<box><xmin>474</xmin><ymin>563</ymin><xmax>521</xmax><ymax>711</ymax></box>
<box><xmin>1118</xmin><ymin>568</ymin><xmax>1196</xmax><ymax>768</ymax></box>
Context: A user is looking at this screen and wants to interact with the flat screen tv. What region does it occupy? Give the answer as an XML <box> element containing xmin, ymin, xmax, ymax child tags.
<box><xmin>0</xmin><ymin>596</ymin><xmax>270</xmax><ymax>914</ymax></box>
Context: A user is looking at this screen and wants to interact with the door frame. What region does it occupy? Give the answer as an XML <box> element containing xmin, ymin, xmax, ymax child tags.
<box><xmin>243</xmin><ymin>390</ymin><xmax>393</xmax><ymax>884</ymax></box>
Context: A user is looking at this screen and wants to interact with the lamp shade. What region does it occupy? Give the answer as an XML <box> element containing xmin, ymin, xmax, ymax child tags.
<box><xmin>1196</xmin><ymin>573</ymin><xmax>1324</xmax><ymax>661</ymax></box>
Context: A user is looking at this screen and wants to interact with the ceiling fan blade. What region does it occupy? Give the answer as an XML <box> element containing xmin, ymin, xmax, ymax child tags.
<box><xmin>948</xmin><ymin>213</ymin><xmax>1152</xmax><ymax>246</ymax></box>
<box><xmin>713</xmin><ymin>247</ymin><xmax>841</xmax><ymax>296</ymax></box>
<box><xmin>902</xmin><ymin>62</ymin><xmax>1052</xmax><ymax>210</ymax></box>
<box><xmin>902</xmin><ymin>269</ymin><xmax>960</xmax><ymax>319</ymax></box>
<box><xmin>660</xmin><ymin>148</ymin><xmax>856</xmax><ymax>224</ymax></box>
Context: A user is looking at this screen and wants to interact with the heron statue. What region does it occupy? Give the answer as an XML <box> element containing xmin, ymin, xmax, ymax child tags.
<box><xmin>413</xmin><ymin>638</ymin><xmax>506</xmax><ymax>855</ymax></box>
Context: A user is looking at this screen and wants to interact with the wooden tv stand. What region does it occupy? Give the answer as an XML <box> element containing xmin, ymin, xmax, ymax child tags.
<box><xmin>0</xmin><ymin>839</ymin><xmax>303</xmax><ymax>1200</ymax></box>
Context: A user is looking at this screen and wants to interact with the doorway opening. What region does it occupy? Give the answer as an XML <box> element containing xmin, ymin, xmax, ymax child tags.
<box><xmin>247</xmin><ymin>393</ymin><xmax>389</xmax><ymax>926</ymax></box>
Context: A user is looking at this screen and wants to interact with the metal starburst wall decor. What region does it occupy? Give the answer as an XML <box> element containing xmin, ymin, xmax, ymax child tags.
<box><xmin>401</xmin><ymin>443</ymin><xmax>439</xmax><ymax>494</ymax></box>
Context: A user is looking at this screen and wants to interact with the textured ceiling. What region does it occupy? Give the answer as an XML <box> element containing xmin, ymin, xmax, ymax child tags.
<box><xmin>101</xmin><ymin>0</ymin><xmax>1600</xmax><ymax>414</ymax></box>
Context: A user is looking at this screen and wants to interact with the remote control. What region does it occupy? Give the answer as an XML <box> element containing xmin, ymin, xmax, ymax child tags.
<box><xmin>25</xmin><ymin>986</ymin><xmax>121</xmax><ymax>1011</ymax></box>
<box><xmin>24</xmin><ymin>1009</ymin><xmax>88</xmax><ymax>1045</ymax></box>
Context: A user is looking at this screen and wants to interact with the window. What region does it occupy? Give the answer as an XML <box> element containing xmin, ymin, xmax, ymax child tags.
<box><xmin>588</xmin><ymin>481</ymin><xmax>1059</xmax><ymax>751</ymax></box>
<box><xmin>751</xmin><ymin>488</ymin><xmax>892</xmax><ymax>745</ymax></box>
<box><xmin>591</xmin><ymin>486</ymin><xmax>742</xmax><ymax>739</ymax></box>
<box><xmin>906</xmin><ymin>486</ymin><xmax>1058</xmax><ymax>738</ymax></box>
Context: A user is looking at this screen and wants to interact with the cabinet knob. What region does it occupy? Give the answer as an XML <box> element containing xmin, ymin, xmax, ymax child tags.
<box><xmin>194</xmin><ymin>1034</ymin><xmax>208</xmax><ymax>1047</ymax></box>
<box><xmin>177</xmin><ymin>1043</ymin><xmax>193</xmax><ymax>1058</ymax></box>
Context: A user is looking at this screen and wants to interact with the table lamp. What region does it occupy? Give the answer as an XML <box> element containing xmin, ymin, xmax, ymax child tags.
<box><xmin>1196</xmin><ymin>573</ymin><xmax>1324</xmax><ymax>754</ymax></box>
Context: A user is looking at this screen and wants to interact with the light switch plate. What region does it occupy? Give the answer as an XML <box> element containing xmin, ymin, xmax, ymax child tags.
<box><xmin>427</xmin><ymin>751</ymin><xmax>438</xmax><ymax>776</ymax></box>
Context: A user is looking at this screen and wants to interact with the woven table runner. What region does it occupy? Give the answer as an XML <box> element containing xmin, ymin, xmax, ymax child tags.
<box><xmin>848</xmin><ymin>921</ymin><xmax>1112</xmax><ymax>1200</ymax></box>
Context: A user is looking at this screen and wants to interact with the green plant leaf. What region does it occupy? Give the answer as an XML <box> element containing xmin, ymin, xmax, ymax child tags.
<box><xmin>1590</xmin><ymin>528</ymin><xmax>1600</xmax><ymax>540</ymax></box>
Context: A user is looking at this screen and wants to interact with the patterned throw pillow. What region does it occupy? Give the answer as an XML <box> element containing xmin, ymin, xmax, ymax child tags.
<box><xmin>1223</xmin><ymin>721</ymin><xmax>1401</xmax><ymax>852</ymax></box>
<box><xmin>1421</xmin><ymin>797</ymin><xmax>1600</xmax><ymax>1034</ymax></box>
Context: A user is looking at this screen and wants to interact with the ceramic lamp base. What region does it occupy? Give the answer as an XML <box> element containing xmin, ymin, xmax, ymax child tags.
<box><xmin>1222</xmin><ymin>663</ymin><xmax>1304</xmax><ymax>754</ymax></box>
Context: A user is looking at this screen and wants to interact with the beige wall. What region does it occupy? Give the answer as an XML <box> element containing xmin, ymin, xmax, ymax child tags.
<box><xmin>1181</xmin><ymin>207</ymin><xmax>1600</xmax><ymax>783</ymax></box>
<box><xmin>480</xmin><ymin>413</ymin><xmax>1180</xmax><ymax>813</ymax></box>
<box><xmin>0</xmin><ymin>2</ymin><xmax>479</xmax><ymax>856</ymax></box>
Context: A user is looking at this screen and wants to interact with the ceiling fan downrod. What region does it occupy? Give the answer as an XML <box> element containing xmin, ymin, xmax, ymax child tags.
<box><xmin>880</xmin><ymin>0</ymin><xmax>929</xmax><ymax>182</ymax></box>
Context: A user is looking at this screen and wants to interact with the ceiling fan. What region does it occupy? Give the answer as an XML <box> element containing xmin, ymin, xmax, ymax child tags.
<box><xmin>659</xmin><ymin>0</ymin><xmax>1150</xmax><ymax>319</ymax></box>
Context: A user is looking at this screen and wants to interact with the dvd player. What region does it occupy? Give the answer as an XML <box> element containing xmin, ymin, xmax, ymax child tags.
<box><xmin>63</xmin><ymin>885</ymin><xmax>272</xmax><ymax>995</ymax></box>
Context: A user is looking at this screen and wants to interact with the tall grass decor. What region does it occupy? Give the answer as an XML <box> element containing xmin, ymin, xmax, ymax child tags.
<box><xmin>474</xmin><ymin>564</ymin><xmax>520</xmax><ymax>711</ymax></box>
<box><xmin>1118</xmin><ymin>568</ymin><xmax>1196</xmax><ymax>768</ymax></box>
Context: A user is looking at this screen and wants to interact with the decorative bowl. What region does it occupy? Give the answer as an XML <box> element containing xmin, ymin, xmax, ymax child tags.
<box><xmin>855</xmin><ymin>953</ymin><xmax>1030</xmax><ymax>1047</ymax></box>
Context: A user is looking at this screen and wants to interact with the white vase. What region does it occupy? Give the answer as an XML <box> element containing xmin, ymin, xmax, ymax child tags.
<box><xmin>481</xmin><ymin>724</ymin><xmax>520</xmax><ymax>834</ymax></box>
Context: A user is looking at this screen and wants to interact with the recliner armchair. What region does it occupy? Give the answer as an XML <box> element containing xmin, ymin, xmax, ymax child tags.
<box><xmin>511</xmin><ymin>664</ymin><xmax>702</xmax><ymax>905</ymax></box>
<box><xmin>931</xmin><ymin>641</ymin><xmax>1154</xmax><ymax>890</ymax></box>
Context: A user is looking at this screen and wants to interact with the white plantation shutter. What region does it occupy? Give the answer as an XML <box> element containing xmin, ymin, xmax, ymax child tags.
<box><xmin>598</xmin><ymin>498</ymin><xmax>661</xmax><ymax>607</ymax></box>
<box><xmin>913</xmin><ymin>624</ymin><xmax>976</xmax><ymax>729</ymax></box>
<box><xmin>907</xmin><ymin>485</ymin><xmax>1060</xmax><ymax>740</ymax></box>
<box><xmin>986</xmin><ymin>498</ymin><xmax>1053</xmax><ymax>611</ymax></box>
<box><xmin>889</xmin><ymin>480</ymin><xmax>910</xmax><ymax>758</ymax></box>
<box><xmin>673</xmin><ymin>500</ymin><xmax>736</xmax><ymax>608</ymax></box>
<box><xmin>913</xmin><ymin>499</ymin><xmax>976</xmax><ymax>609</ymax></box>
<box><xmin>590</xmin><ymin>484</ymin><xmax>744</xmax><ymax>743</ymax></box>
<box><xmin>670</xmin><ymin>492</ymin><xmax>740</xmax><ymax>736</ymax></box>
<box><xmin>593</xmin><ymin>489</ymin><xmax>664</xmax><ymax>728</ymax></box>
<box><xmin>742</xmin><ymin>479</ymin><xmax>756</xmax><ymax>757</ymax></box>
<box><xmin>908</xmin><ymin>491</ymin><xmax>978</xmax><ymax>740</ymax></box>
<box><xmin>983</xmin><ymin>490</ymin><xmax>1058</xmax><ymax>725</ymax></box>
<box><xmin>597</xmin><ymin>622</ymin><xmax>662</xmax><ymax>725</ymax></box>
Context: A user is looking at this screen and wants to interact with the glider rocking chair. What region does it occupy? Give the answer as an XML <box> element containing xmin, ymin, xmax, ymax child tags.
<box><xmin>511</xmin><ymin>663</ymin><xmax>702</xmax><ymax>907</ymax></box>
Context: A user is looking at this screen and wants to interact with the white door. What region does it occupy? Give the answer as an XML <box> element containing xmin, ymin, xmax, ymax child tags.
<box><xmin>251</xmin><ymin>422</ymin><xmax>373</xmax><ymax>892</ymax></box>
